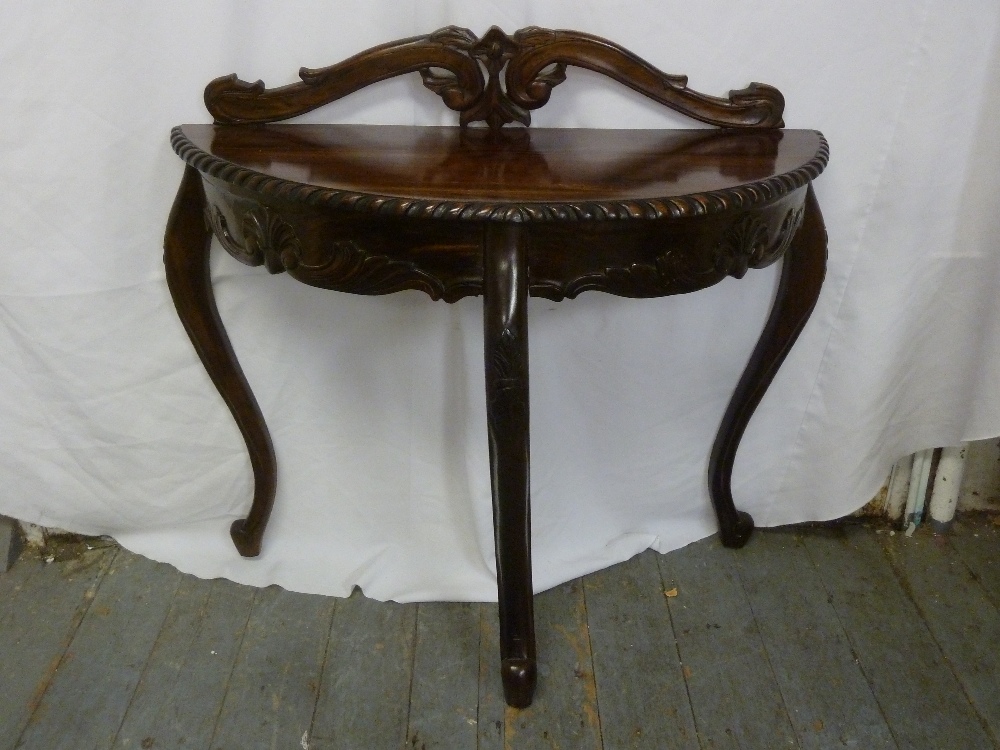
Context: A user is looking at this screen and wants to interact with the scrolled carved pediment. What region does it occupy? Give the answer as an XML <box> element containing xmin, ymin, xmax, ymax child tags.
<box><xmin>204</xmin><ymin>25</ymin><xmax>784</xmax><ymax>129</ymax></box>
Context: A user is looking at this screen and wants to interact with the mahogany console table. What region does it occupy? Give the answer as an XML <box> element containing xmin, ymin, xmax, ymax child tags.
<box><xmin>164</xmin><ymin>26</ymin><xmax>828</xmax><ymax>708</ymax></box>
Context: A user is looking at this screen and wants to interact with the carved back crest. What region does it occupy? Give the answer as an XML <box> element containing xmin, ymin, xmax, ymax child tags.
<box><xmin>204</xmin><ymin>26</ymin><xmax>784</xmax><ymax>129</ymax></box>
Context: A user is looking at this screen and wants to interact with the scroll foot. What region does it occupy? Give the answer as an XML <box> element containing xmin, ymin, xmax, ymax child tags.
<box><xmin>719</xmin><ymin>510</ymin><xmax>755</xmax><ymax>549</ymax></box>
<box><xmin>164</xmin><ymin>165</ymin><xmax>277</xmax><ymax>558</ymax></box>
<box><xmin>501</xmin><ymin>657</ymin><xmax>538</xmax><ymax>708</ymax></box>
<box><xmin>230</xmin><ymin>519</ymin><xmax>263</xmax><ymax>558</ymax></box>
<box><xmin>484</xmin><ymin>222</ymin><xmax>538</xmax><ymax>708</ymax></box>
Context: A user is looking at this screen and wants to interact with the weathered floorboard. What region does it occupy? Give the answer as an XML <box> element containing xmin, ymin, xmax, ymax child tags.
<box><xmin>949</xmin><ymin>516</ymin><xmax>1000</xmax><ymax>605</ymax></box>
<box><xmin>658</xmin><ymin>540</ymin><xmax>797</xmax><ymax>749</ymax></box>
<box><xmin>585</xmin><ymin>550</ymin><xmax>698</xmax><ymax>749</ymax></box>
<box><xmin>478</xmin><ymin>603</ymin><xmax>507</xmax><ymax>750</ymax></box>
<box><xmin>803</xmin><ymin>524</ymin><xmax>994</xmax><ymax>749</ymax></box>
<box><xmin>3</xmin><ymin>517</ymin><xmax>1000</xmax><ymax>749</ymax></box>
<box><xmin>0</xmin><ymin>549</ymin><xmax>45</xmax><ymax>626</ymax></box>
<box><xmin>308</xmin><ymin>589</ymin><xmax>416</xmax><ymax>749</ymax></box>
<box><xmin>0</xmin><ymin>548</ymin><xmax>115</xmax><ymax>750</ymax></box>
<box><xmin>880</xmin><ymin>528</ymin><xmax>1000</xmax><ymax>743</ymax></box>
<box><xmin>404</xmin><ymin>601</ymin><xmax>481</xmax><ymax>749</ymax></box>
<box><xmin>503</xmin><ymin>579</ymin><xmax>602</xmax><ymax>750</ymax></box>
<box><xmin>209</xmin><ymin>585</ymin><xmax>336</xmax><ymax>750</ymax></box>
<box><xmin>734</xmin><ymin>530</ymin><xmax>897</xmax><ymax>749</ymax></box>
<box><xmin>112</xmin><ymin>576</ymin><xmax>257</xmax><ymax>749</ymax></box>
<box><xmin>15</xmin><ymin>550</ymin><xmax>179</xmax><ymax>750</ymax></box>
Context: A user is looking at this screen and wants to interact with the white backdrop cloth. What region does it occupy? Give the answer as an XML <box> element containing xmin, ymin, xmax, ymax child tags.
<box><xmin>2</xmin><ymin>2</ymin><xmax>999</xmax><ymax>602</ymax></box>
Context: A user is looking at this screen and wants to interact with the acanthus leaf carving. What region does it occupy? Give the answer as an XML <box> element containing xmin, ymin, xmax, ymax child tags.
<box><xmin>489</xmin><ymin>327</ymin><xmax>523</xmax><ymax>385</ymax></box>
<box><xmin>769</xmin><ymin>206</ymin><xmax>806</xmax><ymax>266</ymax></box>
<box><xmin>534</xmin><ymin>204</ymin><xmax>806</xmax><ymax>300</ymax></box>
<box><xmin>205</xmin><ymin>205</ymin><xmax>258</xmax><ymax>267</ymax></box>
<box><xmin>418</xmin><ymin>26</ymin><xmax>484</xmax><ymax>112</ymax></box>
<box><xmin>425</xmin><ymin>25</ymin><xmax>480</xmax><ymax>49</ymax></box>
<box><xmin>244</xmin><ymin>207</ymin><xmax>301</xmax><ymax>274</ymax></box>
<box><xmin>204</xmin><ymin>204</ymin><xmax>450</xmax><ymax>300</ymax></box>
<box><xmin>463</xmin><ymin>27</ymin><xmax>533</xmax><ymax>129</ymax></box>
<box><xmin>714</xmin><ymin>206</ymin><xmax>804</xmax><ymax>279</ymax></box>
<box><xmin>207</xmin><ymin>29</ymin><xmax>485</xmax><ymax>125</ymax></box>
<box><xmin>486</xmin><ymin>327</ymin><xmax>527</xmax><ymax>415</ymax></box>
<box><xmin>546</xmin><ymin>247</ymin><xmax>718</xmax><ymax>300</ymax></box>
<box><xmin>714</xmin><ymin>214</ymin><xmax>769</xmax><ymax>280</ymax></box>
<box><xmin>283</xmin><ymin>238</ymin><xmax>447</xmax><ymax>299</ymax></box>
<box><xmin>204</xmin><ymin>205</ymin><xmax>297</xmax><ymax>273</ymax></box>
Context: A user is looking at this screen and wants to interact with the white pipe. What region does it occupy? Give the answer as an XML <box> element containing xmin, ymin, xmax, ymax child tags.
<box><xmin>903</xmin><ymin>448</ymin><xmax>934</xmax><ymax>535</ymax></box>
<box><xmin>885</xmin><ymin>454</ymin><xmax>913</xmax><ymax>521</ymax></box>
<box><xmin>927</xmin><ymin>444</ymin><xmax>968</xmax><ymax>531</ymax></box>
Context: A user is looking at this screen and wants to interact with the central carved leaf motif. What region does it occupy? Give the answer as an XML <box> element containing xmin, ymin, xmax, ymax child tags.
<box><xmin>421</xmin><ymin>26</ymin><xmax>568</xmax><ymax>129</ymax></box>
<box><xmin>714</xmin><ymin>207</ymin><xmax>805</xmax><ymax>279</ymax></box>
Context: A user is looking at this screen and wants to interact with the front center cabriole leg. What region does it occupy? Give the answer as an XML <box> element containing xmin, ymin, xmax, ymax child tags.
<box><xmin>163</xmin><ymin>165</ymin><xmax>277</xmax><ymax>557</ymax></box>
<box><xmin>708</xmin><ymin>186</ymin><xmax>828</xmax><ymax>548</ymax></box>
<box><xmin>483</xmin><ymin>221</ymin><xmax>537</xmax><ymax>708</ymax></box>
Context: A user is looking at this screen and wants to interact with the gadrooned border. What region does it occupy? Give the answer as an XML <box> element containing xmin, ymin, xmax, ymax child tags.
<box><xmin>171</xmin><ymin>125</ymin><xmax>828</xmax><ymax>223</ymax></box>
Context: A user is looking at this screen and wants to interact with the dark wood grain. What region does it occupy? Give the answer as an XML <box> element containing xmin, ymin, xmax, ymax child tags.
<box><xmin>163</xmin><ymin>165</ymin><xmax>276</xmax><ymax>557</ymax></box>
<box><xmin>0</xmin><ymin>516</ymin><xmax>21</xmax><ymax>572</ymax></box>
<box><xmin>176</xmin><ymin>125</ymin><xmax>827</xmax><ymax>221</ymax></box>
<box><xmin>483</xmin><ymin>221</ymin><xmax>536</xmax><ymax>708</ymax></box>
<box><xmin>167</xmin><ymin>25</ymin><xmax>830</xmax><ymax>707</ymax></box>
<box><xmin>204</xmin><ymin>26</ymin><xmax>783</xmax><ymax>129</ymax></box>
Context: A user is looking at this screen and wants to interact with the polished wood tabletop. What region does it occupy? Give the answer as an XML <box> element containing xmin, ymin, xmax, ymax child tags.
<box><xmin>180</xmin><ymin>124</ymin><xmax>824</xmax><ymax>205</ymax></box>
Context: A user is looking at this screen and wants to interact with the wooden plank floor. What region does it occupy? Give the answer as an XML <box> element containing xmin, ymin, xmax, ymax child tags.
<box><xmin>2</xmin><ymin>517</ymin><xmax>999</xmax><ymax>749</ymax></box>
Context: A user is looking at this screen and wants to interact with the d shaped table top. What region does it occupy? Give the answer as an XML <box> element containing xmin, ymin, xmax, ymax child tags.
<box><xmin>174</xmin><ymin>124</ymin><xmax>826</xmax><ymax>218</ymax></box>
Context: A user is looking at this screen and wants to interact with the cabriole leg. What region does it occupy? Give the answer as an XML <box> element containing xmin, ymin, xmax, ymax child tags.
<box><xmin>163</xmin><ymin>165</ymin><xmax>277</xmax><ymax>557</ymax></box>
<box><xmin>708</xmin><ymin>186</ymin><xmax>828</xmax><ymax>548</ymax></box>
<box><xmin>483</xmin><ymin>221</ymin><xmax>537</xmax><ymax>708</ymax></box>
